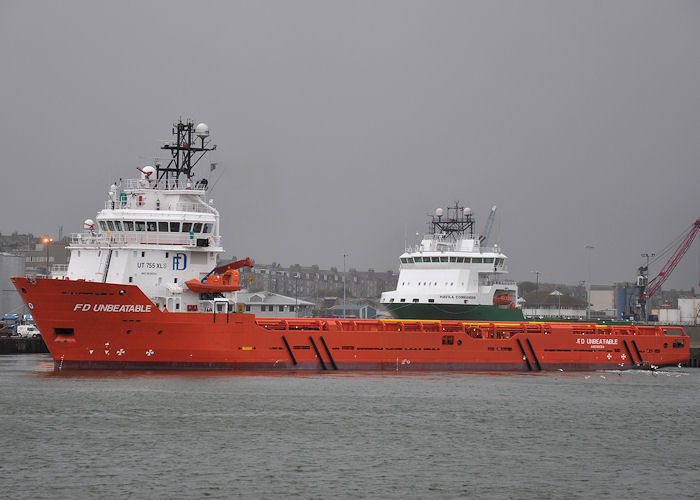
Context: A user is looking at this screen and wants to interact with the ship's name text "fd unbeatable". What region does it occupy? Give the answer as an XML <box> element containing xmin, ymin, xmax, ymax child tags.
<box><xmin>73</xmin><ymin>304</ymin><xmax>153</xmax><ymax>313</ymax></box>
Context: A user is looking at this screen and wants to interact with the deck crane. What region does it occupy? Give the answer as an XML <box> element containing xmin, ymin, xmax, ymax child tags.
<box><xmin>637</xmin><ymin>217</ymin><xmax>700</xmax><ymax>319</ymax></box>
<box><xmin>479</xmin><ymin>206</ymin><xmax>497</xmax><ymax>247</ymax></box>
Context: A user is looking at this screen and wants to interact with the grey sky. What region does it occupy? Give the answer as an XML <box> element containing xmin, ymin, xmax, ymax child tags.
<box><xmin>1</xmin><ymin>1</ymin><xmax>699</xmax><ymax>291</ymax></box>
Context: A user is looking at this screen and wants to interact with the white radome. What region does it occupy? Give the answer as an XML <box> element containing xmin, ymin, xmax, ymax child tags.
<box><xmin>195</xmin><ymin>123</ymin><xmax>209</xmax><ymax>138</ymax></box>
<box><xmin>141</xmin><ymin>165</ymin><xmax>156</xmax><ymax>178</ymax></box>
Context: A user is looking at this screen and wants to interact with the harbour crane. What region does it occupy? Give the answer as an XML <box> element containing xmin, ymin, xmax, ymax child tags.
<box><xmin>636</xmin><ymin>217</ymin><xmax>700</xmax><ymax>319</ymax></box>
<box><xmin>479</xmin><ymin>205</ymin><xmax>497</xmax><ymax>247</ymax></box>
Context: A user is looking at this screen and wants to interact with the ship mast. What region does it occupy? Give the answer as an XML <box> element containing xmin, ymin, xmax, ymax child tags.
<box><xmin>157</xmin><ymin>120</ymin><xmax>216</xmax><ymax>185</ymax></box>
<box><xmin>430</xmin><ymin>202</ymin><xmax>475</xmax><ymax>240</ymax></box>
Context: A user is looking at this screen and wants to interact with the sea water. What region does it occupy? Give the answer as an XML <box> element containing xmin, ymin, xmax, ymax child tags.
<box><xmin>0</xmin><ymin>354</ymin><xmax>697</xmax><ymax>499</ymax></box>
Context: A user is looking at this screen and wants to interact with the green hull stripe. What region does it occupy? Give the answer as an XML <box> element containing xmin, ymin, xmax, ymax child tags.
<box><xmin>384</xmin><ymin>303</ymin><xmax>525</xmax><ymax>321</ymax></box>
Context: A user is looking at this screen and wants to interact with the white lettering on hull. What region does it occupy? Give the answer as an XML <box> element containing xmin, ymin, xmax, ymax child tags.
<box><xmin>575</xmin><ymin>338</ymin><xmax>619</xmax><ymax>346</ymax></box>
<box><xmin>72</xmin><ymin>303</ymin><xmax>152</xmax><ymax>313</ymax></box>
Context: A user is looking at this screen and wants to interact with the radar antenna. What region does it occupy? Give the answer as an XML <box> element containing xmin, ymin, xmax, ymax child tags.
<box><xmin>430</xmin><ymin>202</ymin><xmax>475</xmax><ymax>240</ymax></box>
<box><xmin>157</xmin><ymin>120</ymin><xmax>216</xmax><ymax>185</ymax></box>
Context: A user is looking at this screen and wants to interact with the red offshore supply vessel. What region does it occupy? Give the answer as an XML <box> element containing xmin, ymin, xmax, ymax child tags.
<box><xmin>13</xmin><ymin>120</ymin><xmax>689</xmax><ymax>372</ymax></box>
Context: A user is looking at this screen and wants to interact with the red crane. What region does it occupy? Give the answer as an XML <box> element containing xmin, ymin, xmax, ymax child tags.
<box><xmin>642</xmin><ymin>217</ymin><xmax>700</xmax><ymax>300</ymax></box>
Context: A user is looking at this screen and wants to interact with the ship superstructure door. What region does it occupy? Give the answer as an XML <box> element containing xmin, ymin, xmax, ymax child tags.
<box><xmin>166</xmin><ymin>296</ymin><xmax>181</xmax><ymax>312</ymax></box>
<box><xmin>214</xmin><ymin>298</ymin><xmax>228</xmax><ymax>314</ymax></box>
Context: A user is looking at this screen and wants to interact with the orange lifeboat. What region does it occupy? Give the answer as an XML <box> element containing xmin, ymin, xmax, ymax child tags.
<box><xmin>186</xmin><ymin>270</ymin><xmax>241</xmax><ymax>293</ymax></box>
<box><xmin>493</xmin><ymin>293</ymin><xmax>513</xmax><ymax>306</ymax></box>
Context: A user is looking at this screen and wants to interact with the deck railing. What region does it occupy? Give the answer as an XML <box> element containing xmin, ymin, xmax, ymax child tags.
<box><xmin>69</xmin><ymin>231</ymin><xmax>221</xmax><ymax>247</ymax></box>
<box><xmin>120</xmin><ymin>178</ymin><xmax>208</xmax><ymax>191</ymax></box>
<box><xmin>104</xmin><ymin>199</ymin><xmax>214</xmax><ymax>213</ymax></box>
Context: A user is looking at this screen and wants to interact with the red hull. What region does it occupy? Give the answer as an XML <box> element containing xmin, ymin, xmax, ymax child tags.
<box><xmin>13</xmin><ymin>277</ymin><xmax>690</xmax><ymax>372</ymax></box>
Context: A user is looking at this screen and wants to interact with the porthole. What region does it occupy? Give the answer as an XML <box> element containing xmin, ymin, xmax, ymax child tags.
<box><xmin>119</xmin><ymin>290</ymin><xmax>126</xmax><ymax>295</ymax></box>
<box><xmin>126</xmin><ymin>329</ymin><xmax>132</xmax><ymax>334</ymax></box>
<box><xmin>21</xmin><ymin>288</ymin><xmax>27</xmax><ymax>294</ymax></box>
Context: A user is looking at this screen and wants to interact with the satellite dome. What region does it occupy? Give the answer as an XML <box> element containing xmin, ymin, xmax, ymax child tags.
<box><xmin>84</xmin><ymin>219</ymin><xmax>95</xmax><ymax>229</ymax></box>
<box><xmin>435</xmin><ymin>208</ymin><xmax>443</xmax><ymax>217</ymax></box>
<box><xmin>464</xmin><ymin>207</ymin><xmax>472</xmax><ymax>216</ymax></box>
<box><xmin>142</xmin><ymin>165</ymin><xmax>156</xmax><ymax>178</ymax></box>
<box><xmin>195</xmin><ymin>123</ymin><xmax>209</xmax><ymax>138</ymax></box>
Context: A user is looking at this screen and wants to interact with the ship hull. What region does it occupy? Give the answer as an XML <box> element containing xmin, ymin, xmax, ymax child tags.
<box><xmin>385</xmin><ymin>302</ymin><xmax>525</xmax><ymax>321</ymax></box>
<box><xmin>13</xmin><ymin>278</ymin><xmax>689</xmax><ymax>372</ymax></box>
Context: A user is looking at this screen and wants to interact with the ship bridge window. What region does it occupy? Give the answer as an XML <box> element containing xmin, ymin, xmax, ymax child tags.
<box><xmin>99</xmin><ymin>221</ymin><xmax>108</xmax><ymax>231</ymax></box>
<box><xmin>158</xmin><ymin>222</ymin><xmax>168</xmax><ymax>232</ymax></box>
<box><xmin>147</xmin><ymin>222</ymin><xmax>157</xmax><ymax>232</ymax></box>
<box><xmin>114</xmin><ymin>221</ymin><xmax>122</xmax><ymax>231</ymax></box>
<box><xmin>431</xmin><ymin>257</ymin><xmax>439</xmax><ymax>262</ymax></box>
<box><xmin>407</xmin><ymin>257</ymin><xmax>414</xmax><ymax>263</ymax></box>
<box><xmin>440</xmin><ymin>257</ymin><xmax>448</xmax><ymax>262</ymax></box>
<box><xmin>456</xmin><ymin>257</ymin><xmax>464</xmax><ymax>263</ymax></box>
<box><xmin>135</xmin><ymin>221</ymin><xmax>145</xmax><ymax>231</ymax></box>
<box><xmin>106</xmin><ymin>221</ymin><xmax>115</xmax><ymax>231</ymax></box>
<box><xmin>496</xmin><ymin>258</ymin><xmax>504</xmax><ymax>266</ymax></box>
<box><xmin>170</xmin><ymin>222</ymin><xmax>180</xmax><ymax>232</ymax></box>
<box><xmin>203</xmin><ymin>223</ymin><xmax>213</xmax><ymax>233</ymax></box>
<box><xmin>124</xmin><ymin>221</ymin><xmax>134</xmax><ymax>231</ymax></box>
<box><xmin>484</xmin><ymin>257</ymin><xmax>494</xmax><ymax>263</ymax></box>
<box><xmin>472</xmin><ymin>258</ymin><xmax>483</xmax><ymax>263</ymax></box>
<box><xmin>400</xmin><ymin>258</ymin><xmax>408</xmax><ymax>264</ymax></box>
<box><xmin>182</xmin><ymin>222</ymin><xmax>193</xmax><ymax>232</ymax></box>
<box><xmin>193</xmin><ymin>223</ymin><xmax>203</xmax><ymax>233</ymax></box>
<box><xmin>450</xmin><ymin>257</ymin><xmax>457</xmax><ymax>262</ymax></box>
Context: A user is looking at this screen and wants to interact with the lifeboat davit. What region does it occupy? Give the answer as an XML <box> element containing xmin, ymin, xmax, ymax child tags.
<box><xmin>493</xmin><ymin>293</ymin><xmax>513</xmax><ymax>306</ymax></box>
<box><xmin>186</xmin><ymin>269</ymin><xmax>241</xmax><ymax>293</ymax></box>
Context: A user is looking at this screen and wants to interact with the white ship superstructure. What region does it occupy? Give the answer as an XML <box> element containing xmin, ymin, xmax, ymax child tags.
<box><xmin>381</xmin><ymin>204</ymin><xmax>523</xmax><ymax>320</ymax></box>
<box><xmin>66</xmin><ymin>120</ymin><xmax>237</xmax><ymax>313</ymax></box>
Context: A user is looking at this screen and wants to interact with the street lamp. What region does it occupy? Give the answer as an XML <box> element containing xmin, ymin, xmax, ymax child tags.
<box><xmin>41</xmin><ymin>235</ymin><xmax>54</xmax><ymax>277</ymax></box>
<box><xmin>294</xmin><ymin>273</ymin><xmax>299</xmax><ymax>307</ymax></box>
<box><xmin>343</xmin><ymin>253</ymin><xmax>348</xmax><ymax>318</ymax></box>
<box><xmin>532</xmin><ymin>270</ymin><xmax>541</xmax><ymax>314</ymax></box>
<box><xmin>585</xmin><ymin>245</ymin><xmax>595</xmax><ymax>320</ymax></box>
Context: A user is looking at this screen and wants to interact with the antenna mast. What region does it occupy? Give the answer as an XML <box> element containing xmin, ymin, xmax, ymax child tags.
<box><xmin>157</xmin><ymin>120</ymin><xmax>216</xmax><ymax>185</ymax></box>
<box><xmin>430</xmin><ymin>202</ymin><xmax>475</xmax><ymax>240</ymax></box>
